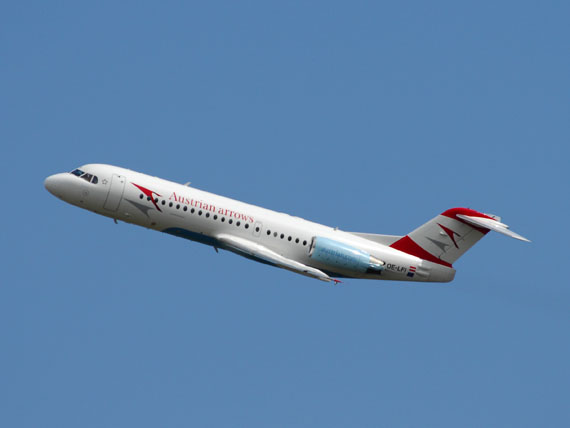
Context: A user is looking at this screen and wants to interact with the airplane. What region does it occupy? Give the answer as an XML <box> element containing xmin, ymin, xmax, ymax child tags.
<box><xmin>44</xmin><ymin>164</ymin><xmax>529</xmax><ymax>284</ymax></box>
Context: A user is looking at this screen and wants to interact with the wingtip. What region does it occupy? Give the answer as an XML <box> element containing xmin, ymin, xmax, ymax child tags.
<box><xmin>506</xmin><ymin>230</ymin><xmax>531</xmax><ymax>243</ymax></box>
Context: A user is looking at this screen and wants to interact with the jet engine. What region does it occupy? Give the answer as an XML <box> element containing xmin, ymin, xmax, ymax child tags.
<box><xmin>309</xmin><ymin>237</ymin><xmax>385</xmax><ymax>274</ymax></box>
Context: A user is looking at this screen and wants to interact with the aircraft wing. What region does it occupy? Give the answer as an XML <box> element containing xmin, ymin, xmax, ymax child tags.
<box><xmin>215</xmin><ymin>233</ymin><xmax>338</xmax><ymax>283</ymax></box>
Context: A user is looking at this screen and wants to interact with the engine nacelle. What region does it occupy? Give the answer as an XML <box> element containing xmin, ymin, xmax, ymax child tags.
<box><xmin>309</xmin><ymin>237</ymin><xmax>385</xmax><ymax>274</ymax></box>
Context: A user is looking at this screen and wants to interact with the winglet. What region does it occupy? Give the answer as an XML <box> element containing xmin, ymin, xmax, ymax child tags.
<box><xmin>456</xmin><ymin>214</ymin><xmax>530</xmax><ymax>242</ymax></box>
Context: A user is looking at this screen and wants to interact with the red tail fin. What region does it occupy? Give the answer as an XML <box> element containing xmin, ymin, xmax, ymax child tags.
<box><xmin>389</xmin><ymin>208</ymin><xmax>496</xmax><ymax>267</ymax></box>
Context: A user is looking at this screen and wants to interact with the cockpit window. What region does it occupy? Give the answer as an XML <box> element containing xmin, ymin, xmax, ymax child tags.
<box><xmin>70</xmin><ymin>169</ymin><xmax>98</xmax><ymax>184</ymax></box>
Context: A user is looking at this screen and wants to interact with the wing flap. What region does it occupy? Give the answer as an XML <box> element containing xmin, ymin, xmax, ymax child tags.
<box><xmin>216</xmin><ymin>234</ymin><xmax>337</xmax><ymax>283</ymax></box>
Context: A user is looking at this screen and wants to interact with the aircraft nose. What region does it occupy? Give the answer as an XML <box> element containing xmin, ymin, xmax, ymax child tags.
<box><xmin>44</xmin><ymin>173</ymin><xmax>69</xmax><ymax>197</ymax></box>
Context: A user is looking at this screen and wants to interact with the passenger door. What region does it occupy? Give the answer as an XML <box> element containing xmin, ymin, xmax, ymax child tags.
<box><xmin>103</xmin><ymin>174</ymin><xmax>126</xmax><ymax>211</ymax></box>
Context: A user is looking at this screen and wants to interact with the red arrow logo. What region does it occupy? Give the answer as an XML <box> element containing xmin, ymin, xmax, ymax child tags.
<box><xmin>132</xmin><ymin>183</ymin><xmax>162</xmax><ymax>212</ymax></box>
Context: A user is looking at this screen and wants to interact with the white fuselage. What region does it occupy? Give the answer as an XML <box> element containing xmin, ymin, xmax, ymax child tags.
<box><xmin>45</xmin><ymin>164</ymin><xmax>455</xmax><ymax>282</ymax></box>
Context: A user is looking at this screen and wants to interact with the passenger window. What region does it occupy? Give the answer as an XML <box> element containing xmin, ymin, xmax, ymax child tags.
<box><xmin>169</xmin><ymin>202</ymin><xmax>173</xmax><ymax>207</ymax></box>
<box><xmin>280</xmin><ymin>234</ymin><xmax>284</xmax><ymax>239</ymax></box>
<box><xmin>245</xmin><ymin>224</ymin><xmax>249</xmax><ymax>229</ymax></box>
<box><xmin>214</xmin><ymin>215</ymin><xmax>218</xmax><ymax>220</ymax></box>
<box><xmin>267</xmin><ymin>230</ymin><xmax>271</xmax><ymax>235</ymax></box>
<box><xmin>236</xmin><ymin>221</ymin><xmax>240</xmax><ymax>226</ymax></box>
<box><xmin>162</xmin><ymin>200</ymin><xmax>166</xmax><ymax>205</ymax></box>
<box><xmin>183</xmin><ymin>206</ymin><xmax>188</xmax><ymax>211</ymax></box>
<box><xmin>176</xmin><ymin>204</ymin><xmax>180</xmax><ymax>209</ymax></box>
<box><xmin>206</xmin><ymin>212</ymin><xmax>210</xmax><ymax>218</ymax></box>
<box><xmin>295</xmin><ymin>238</ymin><xmax>299</xmax><ymax>243</ymax></box>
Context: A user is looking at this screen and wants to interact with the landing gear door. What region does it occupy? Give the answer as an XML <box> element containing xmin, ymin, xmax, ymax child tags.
<box><xmin>253</xmin><ymin>221</ymin><xmax>263</xmax><ymax>237</ymax></box>
<box><xmin>104</xmin><ymin>174</ymin><xmax>126</xmax><ymax>211</ymax></box>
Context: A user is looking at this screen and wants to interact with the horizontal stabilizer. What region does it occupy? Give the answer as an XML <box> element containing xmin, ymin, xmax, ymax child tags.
<box><xmin>456</xmin><ymin>214</ymin><xmax>530</xmax><ymax>242</ymax></box>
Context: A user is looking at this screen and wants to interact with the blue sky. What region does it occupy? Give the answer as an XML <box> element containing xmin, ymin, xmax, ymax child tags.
<box><xmin>2</xmin><ymin>1</ymin><xmax>569</xmax><ymax>426</ymax></box>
